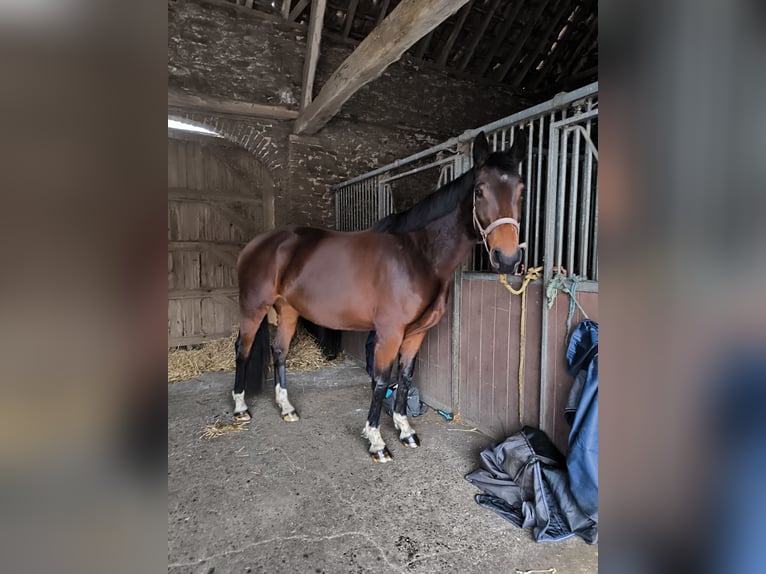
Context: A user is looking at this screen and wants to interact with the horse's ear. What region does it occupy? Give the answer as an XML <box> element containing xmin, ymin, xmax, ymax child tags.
<box><xmin>472</xmin><ymin>131</ymin><xmax>490</xmax><ymax>167</ymax></box>
<box><xmin>508</xmin><ymin>128</ymin><xmax>528</xmax><ymax>168</ymax></box>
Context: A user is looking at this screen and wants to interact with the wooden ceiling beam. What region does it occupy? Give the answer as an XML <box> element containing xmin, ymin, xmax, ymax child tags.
<box><xmin>436</xmin><ymin>0</ymin><xmax>474</xmax><ymax>68</ymax></box>
<box><xmin>294</xmin><ymin>0</ymin><xmax>472</xmax><ymax>135</ymax></box>
<box><xmin>494</xmin><ymin>0</ymin><xmax>551</xmax><ymax>82</ymax></box>
<box><xmin>301</xmin><ymin>0</ymin><xmax>328</xmax><ymax>109</ymax></box>
<box><xmin>281</xmin><ymin>0</ymin><xmax>291</xmax><ymax>18</ymax></box>
<box><xmin>168</xmin><ymin>187</ymin><xmax>262</xmax><ymax>204</ymax></box>
<box><xmin>168</xmin><ymin>90</ymin><xmax>299</xmax><ymax>120</ymax></box>
<box><xmin>458</xmin><ymin>0</ymin><xmax>502</xmax><ymax>71</ymax></box>
<box><xmin>343</xmin><ymin>0</ymin><xmax>359</xmax><ymax>37</ymax></box>
<box><xmin>476</xmin><ymin>0</ymin><xmax>526</xmax><ymax>77</ymax></box>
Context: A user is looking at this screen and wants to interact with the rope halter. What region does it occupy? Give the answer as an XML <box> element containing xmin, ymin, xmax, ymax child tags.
<box><xmin>472</xmin><ymin>191</ymin><xmax>527</xmax><ymax>264</ymax></box>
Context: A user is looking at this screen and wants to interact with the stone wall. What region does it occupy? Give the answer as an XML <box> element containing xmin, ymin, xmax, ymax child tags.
<box><xmin>168</xmin><ymin>0</ymin><xmax>527</xmax><ymax>229</ymax></box>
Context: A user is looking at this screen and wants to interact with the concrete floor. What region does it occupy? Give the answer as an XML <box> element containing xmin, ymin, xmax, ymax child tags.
<box><xmin>168</xmin><ymin>360</ymin><xmax>597</xmax><ymax>573</ymax></box>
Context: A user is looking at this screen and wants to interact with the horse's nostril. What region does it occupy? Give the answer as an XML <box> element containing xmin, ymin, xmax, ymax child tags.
<box><xmin>490</xmin><ymin>249</ymin><xmax>501</xmax><ymax>268</ymax></box>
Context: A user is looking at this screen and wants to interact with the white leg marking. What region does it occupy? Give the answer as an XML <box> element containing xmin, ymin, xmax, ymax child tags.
<box><xmin>393</xmin><ymin>413</ymin><xmax>416</xmax><ymax>439</ymax></box>
<box><xmin>232</xmin><ymin>391</ymin><xmax>248</xmax><ymax>414</ymax></box>
<box><xmin>275</xmin><ymin>385</ymin><xmax>295</xmax><ymax>415</ymax></box>
<box><xmin>362</xmin><ymin>422</ymin><xmax>386</xmax><ymax>453</ymax></box>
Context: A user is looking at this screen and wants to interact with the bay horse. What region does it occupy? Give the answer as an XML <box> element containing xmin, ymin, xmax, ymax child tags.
<box><xmin>231</xmin><ymin>131</ymin><xmax>527</xmax><ymax>462</ymax></box>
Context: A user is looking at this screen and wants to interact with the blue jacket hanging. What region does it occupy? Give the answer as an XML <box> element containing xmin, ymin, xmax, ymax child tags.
<box><xmin>564</xmin><ymin>319</ymin><xmax>598</xmax><ymax>522</ymax></box>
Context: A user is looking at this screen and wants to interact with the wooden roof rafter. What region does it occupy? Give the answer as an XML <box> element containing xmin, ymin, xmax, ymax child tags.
<box><xmin>495</xmin><ymin>0</ymin><xmax>552</xmax><ymax>82</ymax></box>
<box><xmin>300</xmin><ymin>0</ymin><xmax>328</xmax><ymax>109</ymax></box>
<box><xmin>527</xmin><ymin>0</ymin><xmax>594</xmax><ymax>91</ymax></box>
<box><xmin>457</xmin><ymin>0</ymin><xmax>503</xmax><ymax>71</ymax></box>
<box><xmin>436</xmin><ymin>0</ymin><xmax>474</xmax><ymax>67</ymax></box>
<box><xmin>475</xmin><ymin>0</ymin><xmax>526</xmax><ymax>77</ymax></box>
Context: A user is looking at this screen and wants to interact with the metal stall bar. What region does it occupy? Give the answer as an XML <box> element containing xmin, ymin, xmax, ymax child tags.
<box><xmin>533</xmin><ymin>114</ymin><xmax>545</xmax><ymax>265</ymax></box>
<box><xmin>523</xmin><ymin>119</ymin><xmax>534</xmax><ymax>271</ymax></box>
<box><xmin>567</xmin><ymin>114</ymin><xmax>582</xmax><ymax>275</ymax></box>
<box><xmin>379</xmin><ymin>155</ymin><xmax>458</xmax><ymax>185</ymax></box>
<box><xmin>555</xmin><ymin>109</ymin><xmax>569</xmax><ymax>271</ymax></box>
<box><xmin>579</xmin><ymin>99</ymin><xmax>595</xmax><ymax>278</ymax></box>
<box><xmin>592</xmin><ymin>176</ymin><xmax>599</xmax><ymax>281</ymax></box>
<box><xmin>539</xmin><ymin>108</ymin><xmax>562</xmax><ymax>431</ymax></box>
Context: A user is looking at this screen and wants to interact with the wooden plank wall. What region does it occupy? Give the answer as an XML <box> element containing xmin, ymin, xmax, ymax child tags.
<box><xmin>458</xmin><ymin>277</ymin><xmax>597</xmax><ymax>453</ymax></box>
<box><xmin>459</xmin><ymin>278</ymin><xmax>543</xmax><ymax>441</ymax></box>
<box><xmin>413</xmin><ymin>305</ymin><xmax>452</xmax><ymax>411</ymax></box>
<box><xmin>168</xmin><ymin>134</ymin><xmax>273</xmax><ymax>346</ymax></box>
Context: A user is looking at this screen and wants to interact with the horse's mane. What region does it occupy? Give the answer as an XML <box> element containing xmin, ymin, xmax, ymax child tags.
<box><xmin>372</xmin><ymin>168</ymin><xmax>475</xmax><ymax>233</ymax></box>
<box><xmin>371</xmin><ymin>149</ymin><xmax>520</xmax><ymax>234</ymax></box>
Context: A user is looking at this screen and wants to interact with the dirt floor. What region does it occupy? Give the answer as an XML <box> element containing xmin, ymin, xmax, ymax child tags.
<box><xmin>168</xmin><ymin>360</ymin><xmax>598</xmax><ymax>573</ymax></box>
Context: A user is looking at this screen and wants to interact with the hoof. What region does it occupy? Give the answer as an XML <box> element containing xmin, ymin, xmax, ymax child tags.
<box><xmin>281</xmin><ymin>410</ymin><xmax>300</xmax><ymax>422</ymax></box>
<box><xmin>233</xmin><ymin>410</ymin><xmax>251</xmax><ymax>422</ymax></box>
<box><xmin>400</xmin><ymin>434</ymin><xmax>421</xmax><ymax>448</ymax></box>
<box><xmin>370</xmin><ymin>447</ymin><xmax>393</xmax><ymax>463</ymax></box>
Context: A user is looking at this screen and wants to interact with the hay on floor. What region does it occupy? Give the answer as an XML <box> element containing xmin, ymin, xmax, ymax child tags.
<box><xmin>168</xmin><ymin>331</ymin><xmax>237</xmax><ymax>383</ymax></box>
<box><xmin>200</xmin><ymin>419</ymin><xmax>248</xmax><ymax>439</ymax></box>
<box><xmin>168</xmin><ymin>325</ymin><xmax>341</xmax><ymax>383</ymax></box>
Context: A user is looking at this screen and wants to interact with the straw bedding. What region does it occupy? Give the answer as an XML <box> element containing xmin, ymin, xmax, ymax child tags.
<box><xmin>168</xmin><ymin>325</ymin><xmax>341</xmax><ymax>383</ymax></box>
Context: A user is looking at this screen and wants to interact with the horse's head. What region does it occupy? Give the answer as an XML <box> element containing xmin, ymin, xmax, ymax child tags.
<box><xmin>471</xmin><ymin>130</ymin><xmax>527</xmax><ymax>274</ymax></box>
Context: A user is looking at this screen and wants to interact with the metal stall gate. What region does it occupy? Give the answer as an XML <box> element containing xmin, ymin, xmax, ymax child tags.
<box><xmin>334</xmin><ymin>83</ymin><xmax>598</xmax><ymax>451</ymax></box>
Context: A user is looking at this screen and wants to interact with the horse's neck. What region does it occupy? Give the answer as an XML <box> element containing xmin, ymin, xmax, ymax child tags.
<box><xmin>418</xmin><ymin>198</ymin><xmax>476</xmax><ymax>280</ymax></box>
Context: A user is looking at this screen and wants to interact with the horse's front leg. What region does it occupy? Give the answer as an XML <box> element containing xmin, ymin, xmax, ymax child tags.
<box><xmin>392</xmin><ymin>331</ymin><xmax>427</xmax><ymax>448</ymax></box>
<box><xmin>362</xmin><ymin>329</ymin><xmax>402</xmax><ymax>462</ymax></box>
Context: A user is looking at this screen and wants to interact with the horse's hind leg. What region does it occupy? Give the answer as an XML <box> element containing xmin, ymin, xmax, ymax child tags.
<box><xmin>392</xmin><ymin>332</ymin><xmax>427</xmax><ymax>448</ymax></box>
<box><xmin>363</xmin><ymin>328</ymin><xmax>404</xmax><ymax>462</ymax></box>
<box><xmin>233</xmin><ymin>309</ymin><xmax>269</xmax><ymax>421</ymax></box>
<box><xmin>272</xmin><ymin>302</ymin><xmax>300</xmax><ymax>422</ymax></box>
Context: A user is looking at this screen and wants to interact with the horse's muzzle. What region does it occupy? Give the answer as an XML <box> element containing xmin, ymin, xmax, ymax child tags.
<box><xmin>491</xmin><ymin>247</ymin><xmax>523</xmax><ymax>274</ymax></box>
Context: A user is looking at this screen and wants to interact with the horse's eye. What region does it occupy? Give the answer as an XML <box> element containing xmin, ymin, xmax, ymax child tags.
<box><xmin>475</xmin><ymin>186</ymin><xmax>483</xmax><ymax>198</ymax></box>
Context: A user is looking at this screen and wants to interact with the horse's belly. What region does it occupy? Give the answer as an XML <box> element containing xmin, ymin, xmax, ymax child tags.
<box><xmin>279</xmin><ymin>232</ymin><xmax>428</xmax><ymax>331</ymax></box>
<box><xmin>282</xmin><ymin>261</ymin><xmax>376</xmax><ymax>330</ymax></box>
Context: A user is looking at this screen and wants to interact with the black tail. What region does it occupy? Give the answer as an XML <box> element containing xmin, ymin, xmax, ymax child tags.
<box><xmin>234</xmin><ymin>317</ymin><xmax>270</xmax><ymax>396</ymax></box>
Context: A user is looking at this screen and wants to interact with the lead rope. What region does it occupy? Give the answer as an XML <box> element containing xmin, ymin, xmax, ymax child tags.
<box><xmin>546</xmin><ymin>271</ymin><xmax>590</xmax><ymax>342</ymax></box>
<box><xmin>498</xmin><ymin>266</ymin><xmax>543</xmax><ymax>425</ymax></box>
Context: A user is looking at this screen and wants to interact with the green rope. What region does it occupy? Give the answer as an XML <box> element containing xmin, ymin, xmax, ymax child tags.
<box><xmin>545</xmin><ymin>272</ymin><xmax>590</xmax><ymax>340</ymax></box>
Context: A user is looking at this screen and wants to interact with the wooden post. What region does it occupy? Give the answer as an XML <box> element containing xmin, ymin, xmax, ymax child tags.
<box><xmin>301</xmin><ymin>0</ymin><xmax>328</xmax><ymax>110</ymax></box>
